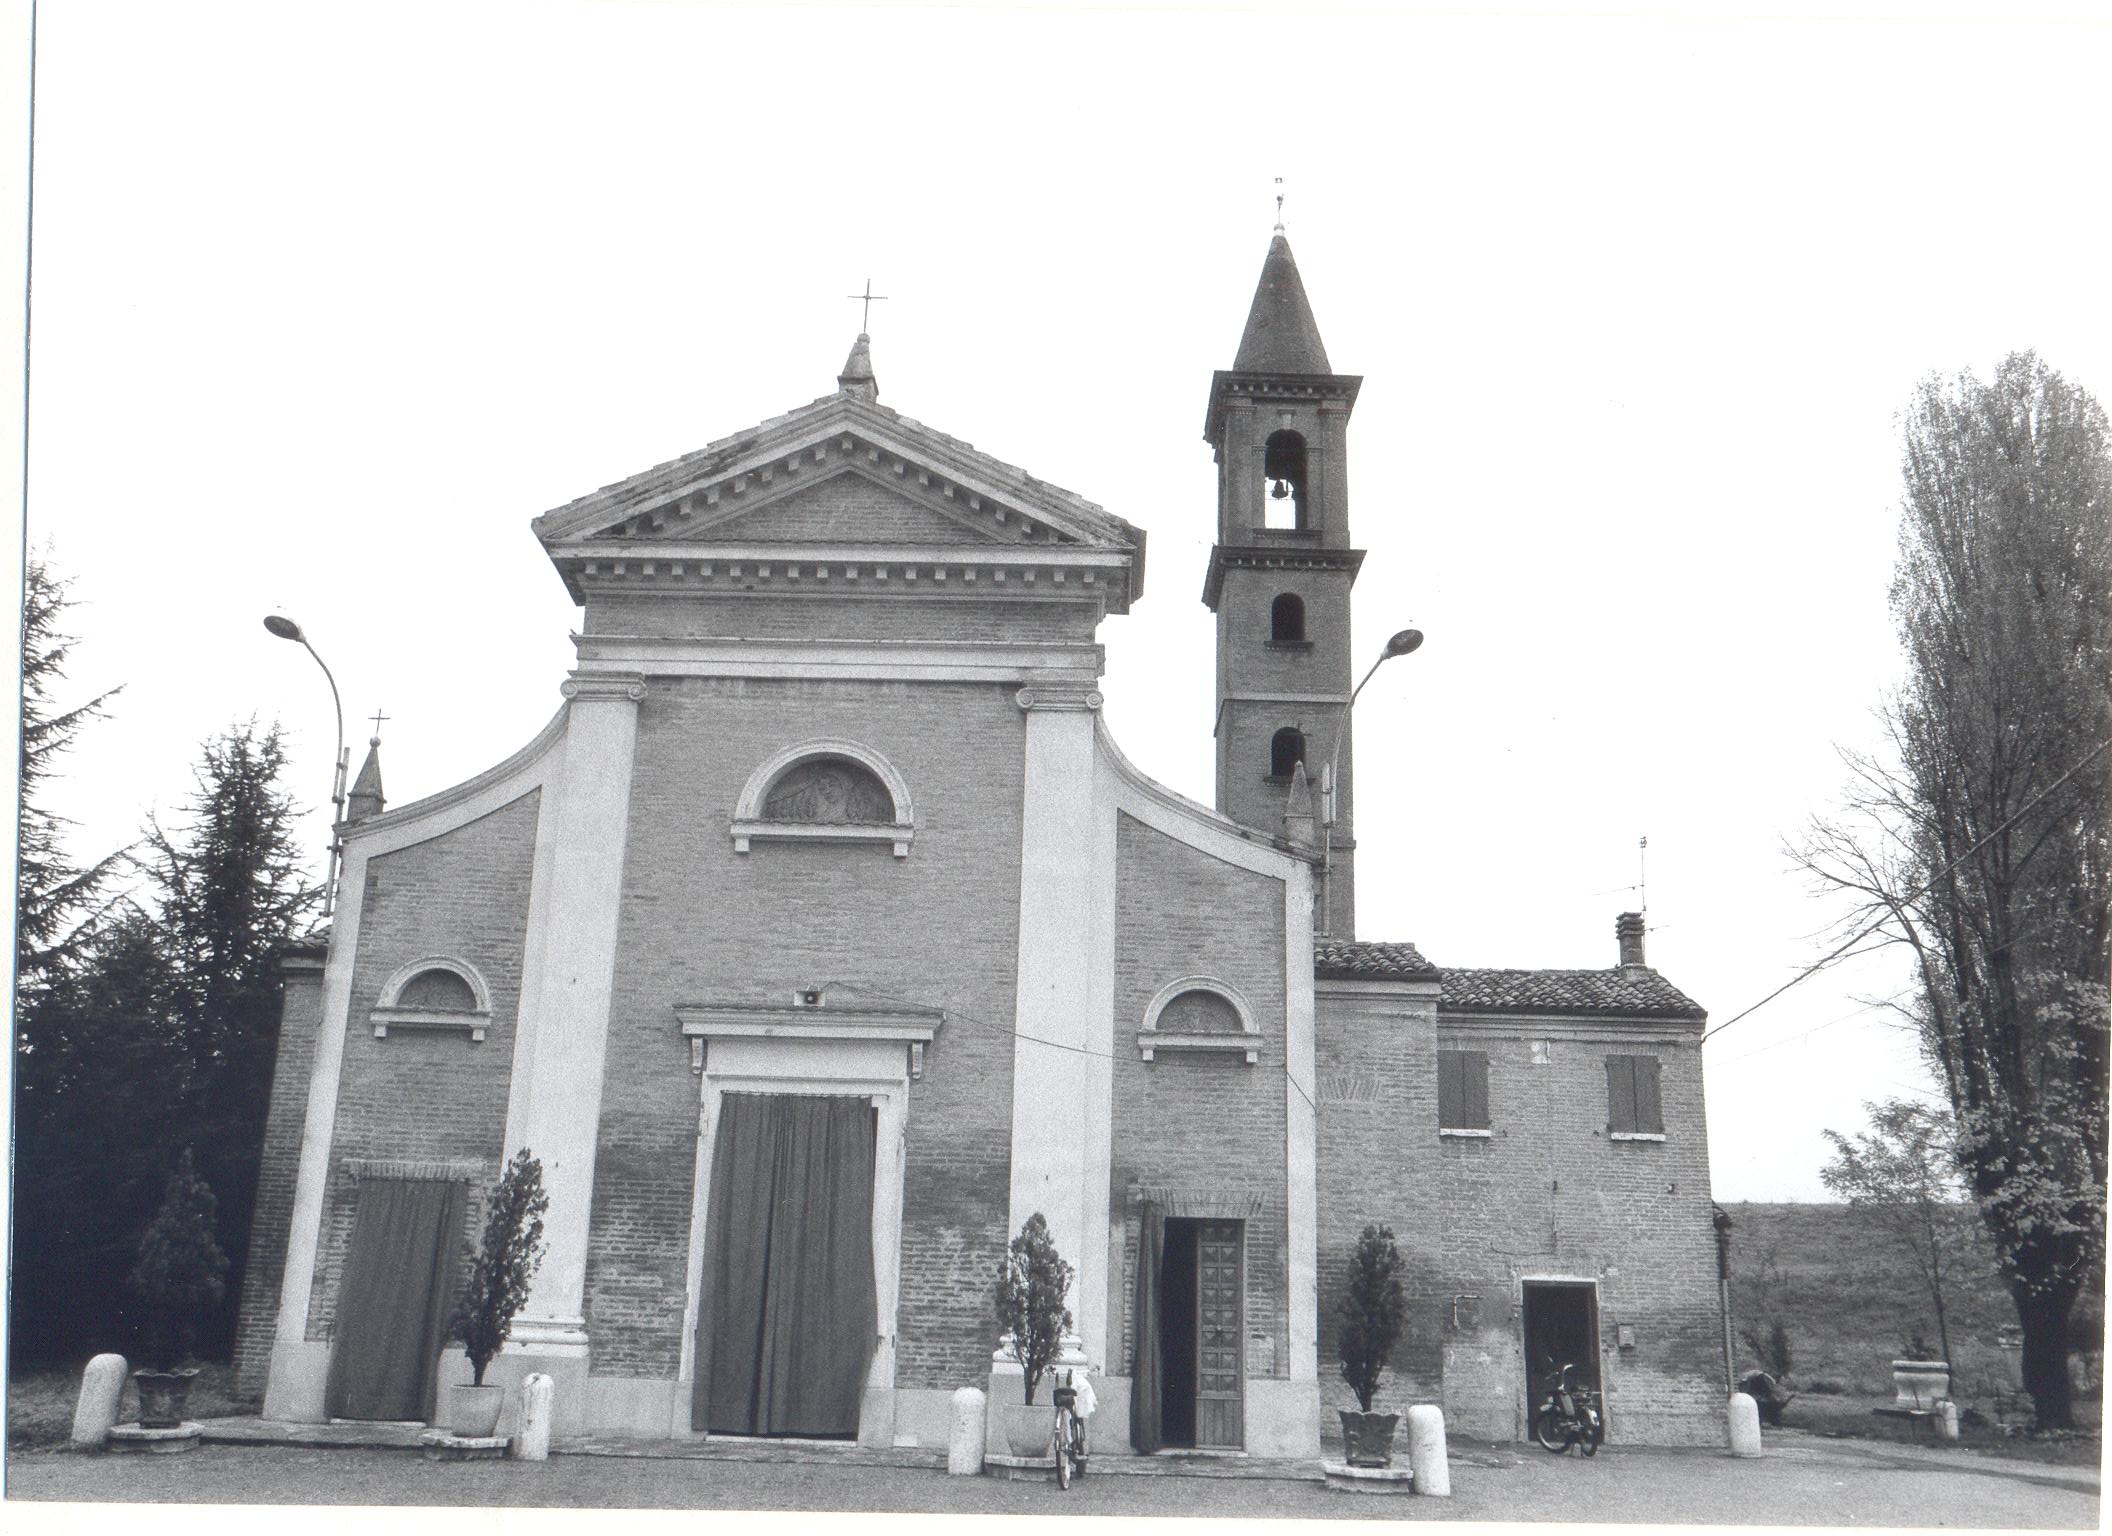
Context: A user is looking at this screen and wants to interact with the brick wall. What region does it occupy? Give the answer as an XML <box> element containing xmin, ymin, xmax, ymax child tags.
<box><xmin>1431</xmin><ymin>1017</ymin><xmax>1721</xmax><ymax>1444</ymax></box>
<box><xmin>584</xmin><ymin>589</ymin><xmax>1103</xmax><ymax>647</ymax></box>
<box><xmin>1312</xmin><ymin>986</ymin><xmax>1445</xmax><ymax>1415</ymax></box>
<box><xmin>1108</xmin><ymin>812</ymin><xmax>1290</xmax><ymax>1384</ymax></box>
<box><xmin>231</xmin><ymin>947</ymin><xmax>327</xmax><ymax>1394</ymax></box>
<box><xmin>302</xmin><ymin>792</ymin><xmax>541</xmax><ymax>1339</ymax></box>
<box><xmin>585</xmin><ymin>676</ymin><xmax>1027</xmax><ymax>1388</ymax></box>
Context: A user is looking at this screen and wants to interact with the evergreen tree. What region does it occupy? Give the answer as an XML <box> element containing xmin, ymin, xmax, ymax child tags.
<box><xmin>140</xmin><ymin>719</ymin><xmax>323</xmax><ymax>1356</ymax></box>
<box><xmin>15</xmin><ymin>555</ymin><xmax>125</xmax><ymax>1007</ymax></box>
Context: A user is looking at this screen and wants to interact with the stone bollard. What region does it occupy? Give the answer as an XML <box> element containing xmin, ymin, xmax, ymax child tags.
<box><xmin>513</xmin><ymin>1373</ymin><xmax>555</xmax><ymax>1462</ymax></box>
<box><xmin>1405</xmin><ymin>1404</ymin><xmax>1450</xmax><ymax>1496</ymax></box>
<box><xmin>1727</xmin><ymin>1391</ymin><xmax>1762</xmax><ymax>1457</ymax></box>
<box><xmin>1936</xmin><ymin>1400</ymin><xmax>1960</xmax><ymax>1442</ymax></box>
<box><xmin>71</xmin><ymin>1354</ymin><xmax>129</xmax><ymax>1448</ymax></box>
<box><xmin>948</xmin><ymin>1386</ymin><xmax>987</xmax><ymax>1475</ymax></box>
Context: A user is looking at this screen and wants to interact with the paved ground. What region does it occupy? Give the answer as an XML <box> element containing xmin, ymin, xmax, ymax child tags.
<box><xmin>4</xmin><ymin>1424</ymin><xmax>2097</xmax><ymax>1528</ymax></box>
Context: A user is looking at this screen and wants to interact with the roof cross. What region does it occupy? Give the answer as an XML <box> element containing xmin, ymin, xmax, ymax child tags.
<box><xmin>367</xmin><ymin>708</ymin><xmax>389</xmax><ymax>741</ymax></box>
<box><xmin>1274</xmin><ymin>176</ymin><xmax>1285</xmax><ymax>232</ymax></box>
<box><xmin>847</xmin><ymin>278</ymin><xmax>889</xmax><ymax>333</ymax></box>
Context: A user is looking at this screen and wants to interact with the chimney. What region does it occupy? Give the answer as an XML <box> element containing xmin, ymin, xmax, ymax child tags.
<box><xmin>1616</xmin><ymin>911</ymin><xmax>1646</xmax><ymax>969</ymax></box>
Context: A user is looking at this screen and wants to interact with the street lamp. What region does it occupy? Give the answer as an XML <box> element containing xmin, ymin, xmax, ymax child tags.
<box><xmin>263</xmin><ymin>614</ymin><xmax>348</xmax><ymax>918</ymax></box>
<box><xmin>1319</xmin><ymin>626</ymin><xmax>1423</xmax><ymax>937</ymax></box>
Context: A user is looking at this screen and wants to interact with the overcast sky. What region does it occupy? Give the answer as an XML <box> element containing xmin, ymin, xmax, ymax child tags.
<box><xmin>14</xmin><ymin>1</ymin><xmax>2111</xmax><ymax>1202</ymax></box>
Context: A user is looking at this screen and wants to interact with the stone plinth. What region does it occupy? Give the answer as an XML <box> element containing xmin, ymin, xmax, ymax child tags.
<box><xmin>1405</xmin><ymin>1404</ymin><xmax>1450</xmax><ymax>1496</ymax></box>
<box><xmin>107</xmin><ymin>1422</ymin><xmax>202</xmax><ymax>1454</ymax></box>
<box><xmin>515</xmin><ymin>1374</ymin><xmax>555</xmax><ymax>1462</ymax></box>
<box><xmin>1727</xmin><ymin>1392</ymin><xmax>1762</xmax><ymax>1458</ymax></box>
<box><xmin>948</xmin><ymin>1386</ymin><xmax>987</xmax><ymax>1475</ymax></box>
<box><xmin>1321</xmin><ymin>1459</ymin><xmax>1414</xmax><ymax>1494</ymax></box>
<box><xmin>420</xmin><ymin>1430</ymin><xmax>509</xmax><ymax>1462</ymax></box>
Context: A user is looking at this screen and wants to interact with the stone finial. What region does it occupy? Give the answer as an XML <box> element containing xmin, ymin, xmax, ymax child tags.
<box><xmin>346</xmin><ymin>738</ymin><xmax>385</xmax><ymax>824</ymax></box>
<box><xmin>1283</xmin><ymin>759</ymin><xmax>1320</xmax><ymax>853</ymax></box>
<box><xmin>1617</xmin><ymin>911</ymin><xmax>1646</xmax><ymax>969</ymax></box>
<box><xmin>838</xmin><ymin>333</ymin><xmax>878</xmax><ymax>401</ymax></box>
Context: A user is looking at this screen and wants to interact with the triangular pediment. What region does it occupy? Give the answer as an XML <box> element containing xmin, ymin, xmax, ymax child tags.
<box><xmin>666</xmin><ymin>467</ymin><xmax>1034</xmax><ymax>548</ymax></box>
<box><xmin>533</xmin><ymin>392</ymin><xmax>1140</xmax><ymax>556</ymax></box>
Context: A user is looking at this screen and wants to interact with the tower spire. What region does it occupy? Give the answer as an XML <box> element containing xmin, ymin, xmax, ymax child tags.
<box><xmin>837</xmin><ymin>332</ymin><xmax>878</xmax><ymax>402</ymax></box>
<box><xmin>1231</xmin><ymin>231</ymin><xmax>1331</xmax><ymax>375</ymax></box>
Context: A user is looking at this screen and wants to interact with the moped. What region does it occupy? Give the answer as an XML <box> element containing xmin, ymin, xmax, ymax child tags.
<box><xmin>1532</xmin><ymin>1360</ymin><xmax>1603</xmax><ymax>1455</ymax></box>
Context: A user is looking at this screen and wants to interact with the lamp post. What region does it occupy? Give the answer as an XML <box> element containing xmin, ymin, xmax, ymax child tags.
<box><xmin>1712</xmin><ymin>1204</ymin><xmax>1736</xmax><ymax>1392</ymax></box>
<box><xmin>1319</xmin><ymin>626</ymin><xmax>1423</xmax><ymax>937</ymax></box>
<box><xmin>263</xmin><ymin>614</ymin><xmax>348</xmax><ymax>918</ymax></box>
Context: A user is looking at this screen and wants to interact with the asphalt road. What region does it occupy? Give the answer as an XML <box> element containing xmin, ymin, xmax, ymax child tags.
<box><xmin>4</xmin><ymin>1429</ymin><xmax>2097</xmax><ymax>1530</ymax></box>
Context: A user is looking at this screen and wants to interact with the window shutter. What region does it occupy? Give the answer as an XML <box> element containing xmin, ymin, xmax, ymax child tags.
<box><xmin>1606</xmin><ymin>1056</ymin><xmax>1637</xmax><ymax>1133</ymax></box>
<box><xmin>1437</xmin><ymin>1050</ymin><xmax>1463</xmax><ymax>1128</ymax></box>
<box><xmin>1463</xmin><ymin>1051</ymin><xmax>1489</xmax><ymax>1129</ymax></box>
<box><xmin>1636</xmin><ymin>1055</ymin><xmax>1663</xmax><ymax>1134</ymax></box>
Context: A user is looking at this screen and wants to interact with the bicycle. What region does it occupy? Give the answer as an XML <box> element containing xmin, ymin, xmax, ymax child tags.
<box><xmin>1531</xmin><ymin>1360</ymin><xmax>1603</xmax><ymax>1456</ymax></box>
<box><xmin>1050</xmin><ymin>1367</ymin><xmax>1089</xmax><ymax>1488</ymax></box>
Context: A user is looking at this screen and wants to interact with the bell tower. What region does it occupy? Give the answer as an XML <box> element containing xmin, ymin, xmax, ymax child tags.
<box><xmin>1203</xmin><ymin>228</ymin><xmax>1367</xmax><ymax>935</ymax></box>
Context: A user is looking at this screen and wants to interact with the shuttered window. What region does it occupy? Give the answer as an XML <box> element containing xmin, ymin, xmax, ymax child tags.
<box><xmin>1437</xmin><ymin>1049</ymin><xmax>1489</xmax><ymax>1131</ymax></box>
<box><xmin>1606</xmin><ymin>1054</ymin><xmax>1664</xmax><ymax>1135</ymax></box>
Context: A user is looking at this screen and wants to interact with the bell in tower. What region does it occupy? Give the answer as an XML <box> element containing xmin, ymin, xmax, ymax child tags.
<box><xmin>1202</xmin><ymin>226</ymin><xmax>1369</xmax><ymax>935</ymax></box>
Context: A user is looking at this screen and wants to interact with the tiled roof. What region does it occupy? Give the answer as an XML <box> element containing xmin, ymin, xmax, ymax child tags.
<box><xmin>1438</xmin><ymin>966</ymin><xmax>1706</xmax><ymax>1021</ymax></box>
<box><xmin>1313</xmin><ymin>941</ymin><xmax>1706</xmax><ymax>1020</ymax></box>
<box><xmin>1314</xmin><ymin>939</ymin><xmax>1439</xmax><ymax>980</ymax></box>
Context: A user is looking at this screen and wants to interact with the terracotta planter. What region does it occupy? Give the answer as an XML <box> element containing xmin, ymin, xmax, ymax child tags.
<box><xmin>996</xmin><ymin>1399</ymin><xmax>1052</xmax><ymax>1459</ymax></box>
<box><xmin>1338</xmin><ymin>1409</ymin><xmax>1399</xmax><ymax>1468</ymax></box>
<box><xmin>132</xmin><ymin>1368</ymin><xmax>198</xmax><ymax>1429</ymax></box>
<box><xmin>443</xmin><ymin>1383</ymin><xmax>505</xmax><ymax>1439</ymax></box>
<box><xmin>1891</xmin><ymin>1360</ymin><xmax>1951</xmax><ymax>1409</ymax></box>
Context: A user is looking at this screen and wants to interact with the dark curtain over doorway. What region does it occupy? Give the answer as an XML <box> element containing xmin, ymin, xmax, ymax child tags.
<box><xmin>692</xmin><ymin>1093</ymin><xmax>878</xmax><ymax>1437</ymax></box>
<box><xmin>1130</xmin><ymin>1203</ymin><xmax>1164</xmax><ymax>1453</ymax></box>
<box><xmin>323</xmin><ymin>1177</ymin><xmax>466</xmax><ymax>1422</ymax></box>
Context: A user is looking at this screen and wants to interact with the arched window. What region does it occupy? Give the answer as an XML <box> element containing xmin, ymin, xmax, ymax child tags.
<box><xmin>1270</xmin><ymin>593</ymin><xmax>1306</xmax><ymax>645</ymax></box>
<box><xmin>371</xmin><ymin>957</ymin><xmax>494</xmax><ymax>1042</ymax></box>
<box><xmin>732</xmin><ymin>739</ymin><xmax>916</xmax><ymax>857</ymax></box>
<box><xmin>1270</xmin><ymin>727</ymin><xmax>1306</xmax><ymax>780</ymax></box>
<box><xmin>1263</xmin><ymin>430</ymin><xmax>1308</xmax><ymax>530</ymax></box>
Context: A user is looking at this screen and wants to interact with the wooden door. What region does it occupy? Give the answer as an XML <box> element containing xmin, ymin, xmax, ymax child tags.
<box><xmin>1193</xmin><ymin>1220</ymin><xmax>1244</xmax><ymax>1449</ymax></box>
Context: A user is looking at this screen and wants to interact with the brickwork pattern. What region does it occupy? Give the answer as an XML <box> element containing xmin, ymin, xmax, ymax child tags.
<box><xmin>1313</xmin><ymin>989</ymin><xmax>1445</xmax><ymax>1410</ymax></box>
<box><xmin>302</xmin><ymin>792</ymin><xmax>541</xmax><ymax>1339</ymax></box>
<box><xmin>585</xmin><ymin>590</ymin><xmax>1101</xmax><ymax>646</ymax></box>
<box><xmin>1108</xmin><ymin>813</ymin><xmax>1290</xmax><ymax>1386</ymax></box>
<box><xmin>230</xmin><ymin>955</ymin><xmax>326</xmax><ymax>1393</ymax></box>
<box><xmin>586</xmin><ymin>676</ymin><xmax>1026</xmax><ymax>1389</ymax></box>
<box><xmin>1430</xmin><ymin>1019</ymin><xmax>1721</xmax><ymax>1444</ymax></box>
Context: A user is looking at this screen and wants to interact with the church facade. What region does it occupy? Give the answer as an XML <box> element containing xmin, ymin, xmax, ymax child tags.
<box><xmin>234</xmin><ymin>233</ymin><xmax>1725</xmax><ymax>1454</ymax></box>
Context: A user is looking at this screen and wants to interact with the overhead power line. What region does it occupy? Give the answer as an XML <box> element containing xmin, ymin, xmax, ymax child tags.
<box><xmin>1701</xmin><ymin>735</ymin><xmax>2112</xmax><ymax>1046</ymax></box>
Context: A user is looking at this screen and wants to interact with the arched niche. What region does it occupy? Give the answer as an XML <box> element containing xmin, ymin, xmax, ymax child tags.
<box><xmin>370</xmin><ymin>955</ymin><xmax>494</xmax><ymax>1042</ymax></box>
<box><xmin>732</xmin><ymin>739</ymin><xmax>915</xmax><ymax>858</ymax></box>
<box><xmin>1137</xmin><ymin>976</ymin><xmax>1261</xmax><ymax>1064</ymax></box>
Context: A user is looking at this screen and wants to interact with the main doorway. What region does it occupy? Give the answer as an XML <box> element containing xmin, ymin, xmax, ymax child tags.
<box><xmin>690</xmin><ymin>1093</ymin><xmax>878</xmax><ymax>1438</ymax></box>
<box><xmin>1520</xmin><ymin>1280</ymin><xmax>1603</xmax><ymax>1440</ymax></box>
<box><xmin>1156</xmin><ymin>1217</ymin><xmax>1245</xmax><ymax>1450</ymax></box>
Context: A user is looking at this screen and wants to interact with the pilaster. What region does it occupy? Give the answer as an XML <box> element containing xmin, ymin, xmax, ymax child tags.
<box><xmin>503</xmin><ymin>671</ymin><xmax>646</xmax><ymax>1352</ymax></box>
<box><xmin>1005</xmin><ymin>681</ymin><xmax>1106</xmax><ymax>1318</ymax></box>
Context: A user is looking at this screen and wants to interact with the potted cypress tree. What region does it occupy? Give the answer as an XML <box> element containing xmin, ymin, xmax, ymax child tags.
<box><xmin>127</xmin><ymin>1149</ymin><xmax>230</xmax><ymax>1428</ymax></box>
<box><xmin>991</xmin><ymin>1212</ymin><xmax>1073</xmax><ymax>1456</ymax></box>
<box><xmin>1336</xmin><ymin>1223</ymin><xmax>1406</xmax><ymax>1467</ymax></box>
<box><xmin>444</xmin><ymin>1149</ymin><xmax>548</xmax><ymax>1438</ymax></box>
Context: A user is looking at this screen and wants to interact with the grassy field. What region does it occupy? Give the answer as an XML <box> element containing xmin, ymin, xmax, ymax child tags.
<box><xmin>1724</xmin><ymin>1200</ymin><xmax>2102</xmax><ymax>1439</ymax></box>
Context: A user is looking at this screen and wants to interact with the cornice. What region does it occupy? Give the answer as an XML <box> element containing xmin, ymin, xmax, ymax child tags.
<box><xmin>1204</xmin><ymin>368</ymin><xmax>1364</xmax><ymax>442</ymax></box>
<box><xmin>1202</xmin><ymin>544</ymin><xmax>1367</xmax><ymax>609</ymax></box>
<box><xmin>555</xmin><ymin>543</ymin><xmax>1135</xmax><ymax>614</ymax></box>
<box><xmin>571</xmin><ymin>635</ymin><xmax>1105</xmax><ymax>685</ymax></box>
